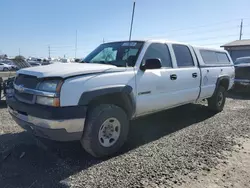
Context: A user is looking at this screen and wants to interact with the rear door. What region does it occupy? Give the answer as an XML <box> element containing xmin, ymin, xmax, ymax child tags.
<box><xmin>169</xmin><ymin>44</ymin><xmax>200</xmax><ymax>104</ymax></box>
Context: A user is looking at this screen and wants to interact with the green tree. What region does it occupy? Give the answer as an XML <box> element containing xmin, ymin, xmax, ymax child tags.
<box><xmin>14</xmin><ymin>55</ymin><xmax>25</xmax><ymax>61</ymax></box>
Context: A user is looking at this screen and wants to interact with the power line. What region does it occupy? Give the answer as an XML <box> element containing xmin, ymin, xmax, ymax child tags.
<box><xmin>164</xmin><ymin>18</ymin><xmax>250</xmax><ymax>33</ymax></box>
<box><xmin>46</xmin><ymin>23</ymin><xmax>250</xmax><ymax>50</ymax></box>
<box><xmin>151</xmin><ymin>26</ymin><xmax>238</xmax><ymax>39</ymax></box>
<box><xmin>148</xmin><ymin>24</ymin><xmax>250</xmax><ymax>40</ymax></box>
<box><xmin>193</xmin><ymin>33</ymin><xmax>250</xmax><ymax>46</ymax></box>
<box><xmin>50</xmin><ymin>45</ymin><xmax>74</xmax><ymax>49</ymax></box>
<box><xmin>47</xmin><ymin>24</ymin><xmax>250</xmax><ymax>52</ymax></box>
<box><xmin>185</xmin><ymin>34</ymin><xmax>239</xmax><ymax>42</ymax></box>
<box><xmin>145</xmin><ymin>19</ymin><xmax>250</xmax><ymax>39</ymax></box>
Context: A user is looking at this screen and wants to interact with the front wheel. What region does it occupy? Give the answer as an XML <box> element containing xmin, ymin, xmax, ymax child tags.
<box><xmin>208</xmin><ymin>86</ymin><xmax>226</xmax><ymax>112</ymax></box>
<box><xmin>81</xmin><ymin>104</ymin><xmax>129</xmax><ymax>158</ymax></box>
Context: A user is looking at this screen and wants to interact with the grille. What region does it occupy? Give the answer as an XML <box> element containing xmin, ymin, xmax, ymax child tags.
<box><xmin>15</xmin><ymin>90</ymin><xmax>34</xmax><ymax>102</ymax></box>
<box><xmin>14</xmin><ymin>74</ymin><xmax>39</xmax><ymax>103</ymax></box>
<box><xmin>235</xmin><ymin>67</ymin><xmax>250</xmax><ymax>80</ymax></box>
<box><xmin>15</xmin><ymin>74</ymin><xmax>39</xmax><ymax>89</ymax></box>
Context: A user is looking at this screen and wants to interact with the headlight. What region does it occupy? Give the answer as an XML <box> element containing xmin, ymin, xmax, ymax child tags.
<box><xmin>38</xmin><ymin>80</ymin><xmax>60</xmax><ymax>92</ymax></box>
<box><xmin>36</xmin><ymin>79</ymin><xmax>63</xmax><ymax>107</ymax></box>
<box><xmin>36</xmin><ymin>96</ymin><xmax>60</xmax><ymax>107</ymax></box>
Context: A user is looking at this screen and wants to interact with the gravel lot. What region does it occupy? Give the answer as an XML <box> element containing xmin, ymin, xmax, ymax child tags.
<box><xmin>0</xmin><ymin>92</ymin><xmax>250</xmax><ymax>188</ymax></box>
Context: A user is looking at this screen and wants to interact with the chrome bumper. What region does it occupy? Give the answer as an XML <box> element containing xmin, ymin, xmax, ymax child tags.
<box><xmin>8</xmin><ymin>107</ymin><xmax>85</xmax><ymax>133</ymax></box>
<box><xmin>234</xmin><ymin>79</ymin><xmax>250</xmax><ymax>86</ymax></box>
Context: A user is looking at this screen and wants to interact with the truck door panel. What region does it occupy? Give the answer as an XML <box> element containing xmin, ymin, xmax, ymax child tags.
<box><xmin>199</xmin><ymin>67</ymin><xmax>219</xmax><ymax>99</ymax></box>
<box><xmin>136</xmin><ymin>43</ymin><xmax>178</xmax><ymax>116</ymax></box>
<box><xmin>170</xmin><ymin>44</ymin><xmax>200</xmax><ymax>104</ymax></box>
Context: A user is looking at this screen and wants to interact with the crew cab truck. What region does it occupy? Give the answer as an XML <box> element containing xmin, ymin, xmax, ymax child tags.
<box><xmin>6</xmin><ymin>40</ymin><xmax>235</xmax><ymax>157</ymax></box>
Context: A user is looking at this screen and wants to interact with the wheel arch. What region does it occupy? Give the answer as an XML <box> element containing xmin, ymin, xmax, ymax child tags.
<box><xmin>78</xmin><ymin>85</ymin><xmax>136</xmax><ymax>119</ymax></box>
<box><xmin>213</xmin><ymin>76</ymin><xmax>230</xmax><ymax>96</ymax></box>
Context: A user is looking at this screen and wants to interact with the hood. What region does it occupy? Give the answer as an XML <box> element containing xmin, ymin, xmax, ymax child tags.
<box><xmin>17</xmin><ymin>63</ymin><xmax>119</xmax><ymax>78</ymax></box>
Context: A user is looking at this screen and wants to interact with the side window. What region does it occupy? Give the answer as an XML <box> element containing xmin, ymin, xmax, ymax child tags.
<box><xmin>143</xmin><ymin>43</ymin><xmax>172</xmax><ymax>68</ymax></box>
<box><xmin>200</xmin><ymin>50</ymin><xmax>217</xmax><ymax>64</ymax></box>
<box><xmin>200</xmin><ymin>50</ymin><xmax>231</xmax><ymax>64</ymax></box>
<box><xmin>216</xmin><ymin>52</ymin><xmax>230</xmax><ymax>64</ymax></box>
<box><xmin>172</xmin><ymin>44</ymin><xmax>194</xmax><ymax>67</ymax></box>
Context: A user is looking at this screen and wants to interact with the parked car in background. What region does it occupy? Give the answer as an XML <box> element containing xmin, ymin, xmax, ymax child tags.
<box><xmin>233</xmin><ymin>56</ymin><xmax>250</xmax><ymax>91</ymax></box>
<box><xmin>28</xmin><ymin>61</ymin><xmax>42</xmax><ymax>67</ymax></box>
<box><xmin>41</xmin><ymin>59</ymin><xmax>51</xmax><ymax>65</ymax></box>
<box><xmin>4</xmin><ymin>60</ymin><xmax>18</xmax><ymax>70</ymax></box>
<box><xmin>0</xmin><ymin>62</ymin><xmax>13</xmax><ymax>71</ymax></box>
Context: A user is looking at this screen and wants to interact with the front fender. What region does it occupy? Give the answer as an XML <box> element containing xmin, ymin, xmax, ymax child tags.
<box><xmin>78</xmin><ymin>85</ymin><xmax>136</xmax><ymax>118</ymax></box>
<box><xmin>78</xmin><ymin>85</ymin><xmax>132</xmax><ymax>105</ymax></box>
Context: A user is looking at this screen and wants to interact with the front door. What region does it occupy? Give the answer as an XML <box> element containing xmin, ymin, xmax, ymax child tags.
<box><xmin>136</xmin><ymin>43</ymin><xmax>180</xmax><ymax>116</ymax></box>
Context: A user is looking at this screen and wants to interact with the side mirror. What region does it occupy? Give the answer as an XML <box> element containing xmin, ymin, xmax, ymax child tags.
<box><xmin>141</xmin><ymin>58</ymin><xmax>162</xmax><ymax>71</ymax></box>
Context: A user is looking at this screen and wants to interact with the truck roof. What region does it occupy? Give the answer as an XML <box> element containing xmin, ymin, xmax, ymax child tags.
<box><xmin>104</xmin><ymin>39</ymin><xmax>187</xmax><ymax>45</ymax></box>
<box><xmin>104</xmin><ymin>39</ymin><xmax>227</xmax><ymax>53</ymax></box>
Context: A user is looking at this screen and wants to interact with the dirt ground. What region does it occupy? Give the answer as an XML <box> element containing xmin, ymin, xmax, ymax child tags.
<box><xmin>1</xmin><ymin>91</ymin><xmax>250</xmax><ymax>188</ymax></box>
<box><xmin>179</xmin><ymin>138</ymin><xmax>250</xmax><ymax>188</ymax></box>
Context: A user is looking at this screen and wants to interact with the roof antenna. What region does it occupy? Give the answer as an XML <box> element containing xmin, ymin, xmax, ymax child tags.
<box><xmin>129</xmin><ymin>1</ymin><xmax>136</xmax><ymax>43</ymax></box>
<box><xmin>126</xmin><ymin>1</ymin><xmax>136</xmax><ymax>67</ymax></box>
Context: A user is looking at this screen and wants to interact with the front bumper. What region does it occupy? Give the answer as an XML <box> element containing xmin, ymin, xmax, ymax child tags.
<box><xmin>234</xmin><ymin>79</ymin><xmax>250</xmax><ymax>85</ymax></box>
<box><xmin>233</xmin><ymin>79</ymin><xmax>250</xmax><ymax>90</ymax></box>
<box><xmin>7</xmin><ymin>97</ymin><xmax>87</xmax><ymax>141</ymax></box>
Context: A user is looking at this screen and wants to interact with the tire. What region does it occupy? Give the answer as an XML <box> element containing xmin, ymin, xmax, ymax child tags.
<box><xmin>81</xmin><ymin>104</ymin><xmax>129</xmax><ymax>158</ymax></box>
<box><xmin>208</xmin><ymin>86</ymin><xmax>226</xmax><ymax>112</ymax></box>
<box><xmin>3</xmin><ymin>67</ymin><xmax>8</xmax><ymax>71</ymax></box>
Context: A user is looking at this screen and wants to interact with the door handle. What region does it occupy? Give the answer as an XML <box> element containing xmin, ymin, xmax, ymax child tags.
<box><xmin>170</xmin><ymin>74</ymin><xmax>177</xmax><ymax>80</ymax></box>
<box><xmin>192</xmin><ymin>73</ymin><xmax>198</xmax><ymax>78</ymax></box>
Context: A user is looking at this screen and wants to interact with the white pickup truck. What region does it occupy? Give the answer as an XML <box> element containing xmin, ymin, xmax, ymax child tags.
<box><xmin>7</xmin><ymin>40</ymin><xmax>235</xmax><ymax>157</ymax></box>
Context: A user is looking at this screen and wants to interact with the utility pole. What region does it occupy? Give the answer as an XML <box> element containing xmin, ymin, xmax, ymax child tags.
<box><xmin>103</xmin><ymin>38</ymin><xmax>105</xmax><ymax>44</ymax></box>
<box><xmin>18</xmin><ymin>48</ymin><xmax>20</xmax><ymax>56</ymax></box>
<box><xmin>239</xmin><ymin>19</ymin><xmax>243</xmax><ymax>40</ymax></box>
<box><xmin>48</xmin><ymin>45</ymin><xmax>51</xmax><ymax>59</ymax></box>
<box><xmin>75</xmin><ymin>30</ymin><xmax>78</xmax><ymax>59</ymax></box>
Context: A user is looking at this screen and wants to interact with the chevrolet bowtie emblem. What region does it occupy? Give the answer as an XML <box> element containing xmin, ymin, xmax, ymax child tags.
<box><xmin>16</xmin><ymin>85</ymin><xmax>25</xmax><ymax>93</ymax></box>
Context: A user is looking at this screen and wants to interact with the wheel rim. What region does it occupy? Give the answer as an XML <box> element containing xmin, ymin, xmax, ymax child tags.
<box><xmin>98</xmin><ymin>117</ymin><xmax>121</xmax><ymax>147</ymax></box>
<box><xmin>217</xmin><ymin>91</ymin><xmax>224</xmax><ymax>106</ymax></box>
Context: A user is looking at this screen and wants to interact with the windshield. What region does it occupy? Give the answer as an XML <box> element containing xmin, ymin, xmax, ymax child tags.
<box><xmin>83</xmin><ymin>41</ymin><xmax>144</xmax><ymax>67</ymax></box>
<box><xmin>235</xmin><ymin>57</ymin><xmax>250</xmax><ymax>65</ymax></box>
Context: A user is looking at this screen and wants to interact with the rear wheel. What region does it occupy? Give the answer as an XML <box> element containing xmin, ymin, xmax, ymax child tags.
<box><xmin>3</xmin><ymin>67</ymin><xmax>8</xmax><ymax>71</ymax></box>
<box><xmin>208</xmin><ymin>86</ymin><xmax>226</xmax><ymax>112</ymax></box>
<box><xmin>81</xmin><ymin>104</ymin><xmax>129</xmax><ymax>158</ymax></box>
